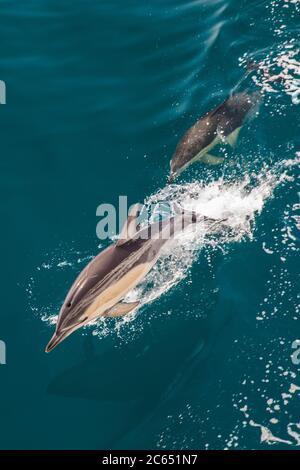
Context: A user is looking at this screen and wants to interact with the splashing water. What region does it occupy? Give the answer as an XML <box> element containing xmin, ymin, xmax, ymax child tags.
<box><xmin>248</xmin><ymin>45</ymin><xmax>300</xmax><ymax>104</ymax></box>
<box><xmin>29</xmin><ymin>155</ymin><xmax>300</xmax><ymax>339</ymax></box>
<box><xmin>120</xmin><ymin>156</ymin><xmax>298</xmax><ymax>310</ymax></box>
<box><xmin>239</xmin><ymin>0</ymin><xmax>300</xmax><ymax>104</ymax></box>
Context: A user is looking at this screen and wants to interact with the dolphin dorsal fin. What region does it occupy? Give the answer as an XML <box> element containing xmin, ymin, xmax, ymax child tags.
<box><xmin>116</xmin><ymin>203</ymin><xmax>141</xmax><ymax>247</ymax></box>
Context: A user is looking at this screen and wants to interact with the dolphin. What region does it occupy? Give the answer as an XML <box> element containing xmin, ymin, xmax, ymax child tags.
<box><xmin>46</xmin><ymin>204</ymin><xmax>219</xmax><ymax>353</ymax></box>
<box><xmin>169</xmin><ymin>91</ymin><xmax>261</xmax><ymax>181</ymax></box>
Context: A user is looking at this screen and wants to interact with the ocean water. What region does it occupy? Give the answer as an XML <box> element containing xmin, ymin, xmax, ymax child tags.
<box><xmin>0</xmin><ymin>0</ymin><xmax>299</xmax><ymax>450</ymax></box>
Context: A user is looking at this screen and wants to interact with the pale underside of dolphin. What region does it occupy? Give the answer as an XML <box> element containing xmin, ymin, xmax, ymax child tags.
<box><xmin>46</xmin><ymin>205</ymin><xmax>217</xmax><ymax>352</ymax></box>
<box><xmin>169</xmin><ymin>91</ymin><xmax>261</xmax><ymax>181</ymax></box>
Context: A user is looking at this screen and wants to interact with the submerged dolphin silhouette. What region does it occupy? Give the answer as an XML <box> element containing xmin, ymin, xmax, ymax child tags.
<box><xmin>169</xmin><ymin>91</ymin><xmax>261</xmax><ymax>181</ymax></box>
<box><xmin>46</xmin><ymin>205</ymin><xmax>218</xmax><ymax>352</ymax></box>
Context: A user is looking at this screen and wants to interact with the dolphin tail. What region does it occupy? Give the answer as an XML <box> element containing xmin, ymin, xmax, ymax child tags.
<box><xmin>230</xmin><ymin>60</ymin><xmax>263</xmax><ymax>96</ymax></box>
<box><xmin>246</xmin><ymin>60</ymin><xmax>260</xmax><ymax>72</ymax></box>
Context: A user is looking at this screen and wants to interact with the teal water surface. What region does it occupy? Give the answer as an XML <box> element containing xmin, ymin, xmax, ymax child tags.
<box><xmin>0</xmin><ymin>0</ymin><xmax>300</xmax><ymax>450</ymax></box>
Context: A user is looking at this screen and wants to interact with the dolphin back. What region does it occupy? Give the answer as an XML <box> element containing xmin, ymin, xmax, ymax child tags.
<box><xmin>170</xmin><ymin>90</ymin><xmax>261</xmax><ymax>177</ymax></box>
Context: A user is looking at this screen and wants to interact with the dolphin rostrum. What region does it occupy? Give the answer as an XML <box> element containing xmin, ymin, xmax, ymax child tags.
<box><xmin>46</xmin><ymin>204</ymin><xmax>219</xmax><ymax>352</ymax></box>
<box><xmin>169</xmin><ymin>91</ymin><xmax>261</xmax><ymax>181</ymax></box>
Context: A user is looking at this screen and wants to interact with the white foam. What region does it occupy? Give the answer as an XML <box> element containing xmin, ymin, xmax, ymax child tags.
<box><xmin>249</xmin><ymin>420</ymin><xmax>293</xmax><ymax>445</ymax></box>
<box><xmin>115</xmin><ymin>155</ymin><xmax>299</xmax><ymax>321</ymax></box>
<box><xmin>31</xmin><ymin>155</ymin><xmax>299</xmax><ymax>339</ymax></box>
